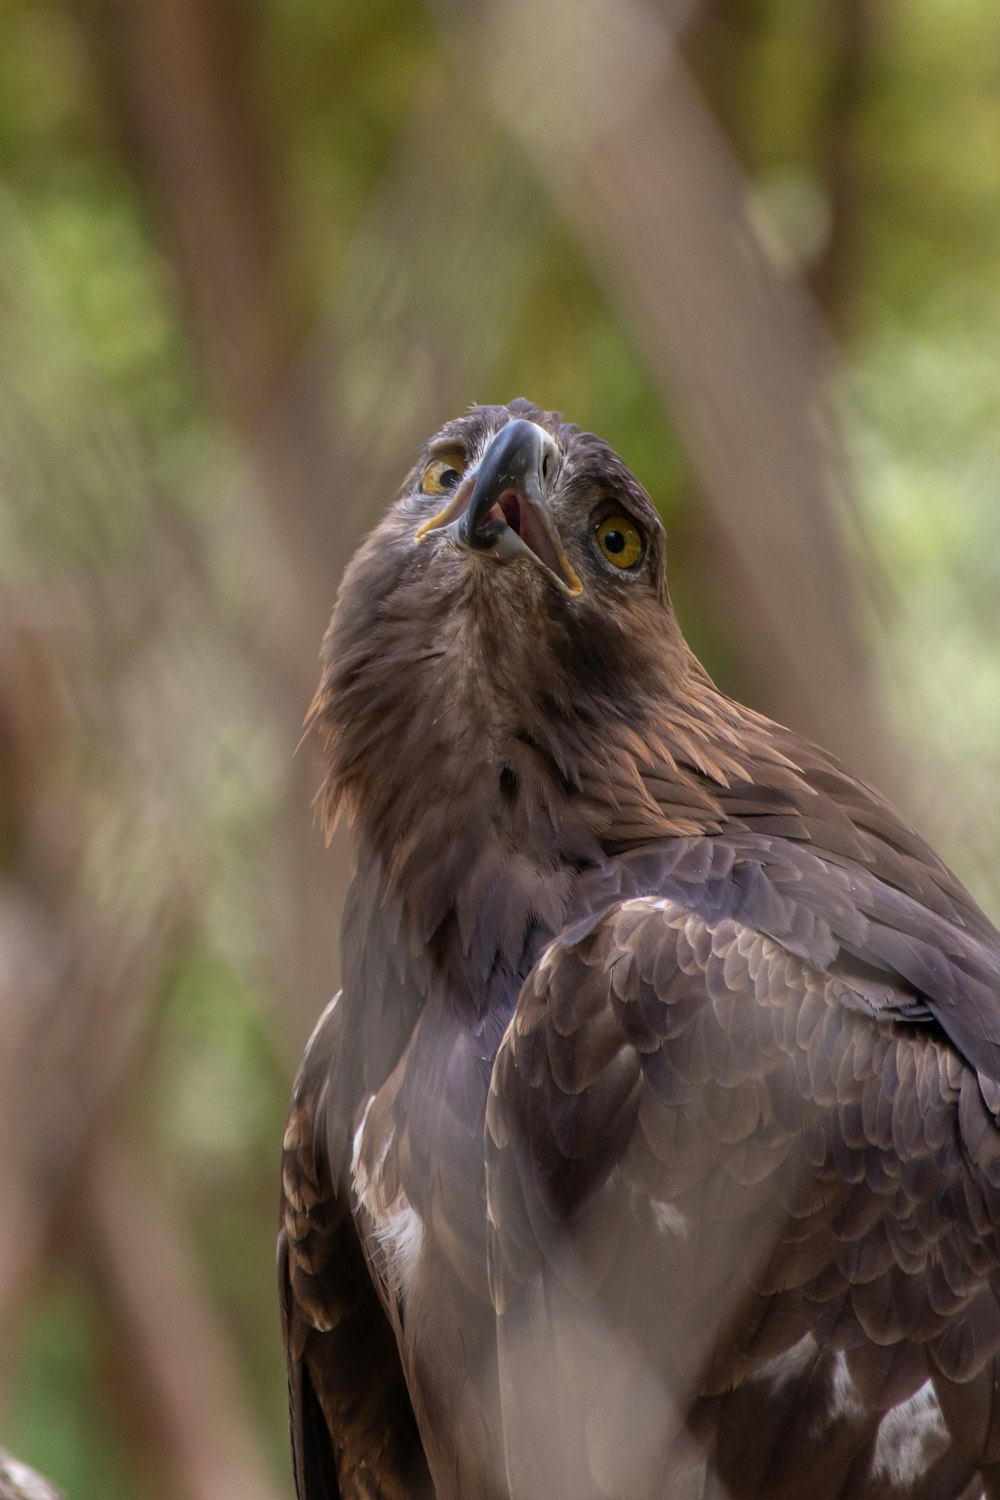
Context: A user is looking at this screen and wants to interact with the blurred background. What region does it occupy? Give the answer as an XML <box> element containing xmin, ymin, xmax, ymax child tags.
<box><xmin>0</xmin><ymin>0</ymin><xmax>999</xmax><ymax>1495</ymax></box>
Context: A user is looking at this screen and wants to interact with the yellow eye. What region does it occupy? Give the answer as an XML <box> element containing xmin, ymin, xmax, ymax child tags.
<box><xmin>595</xmin><ymin>515</ymin><xmax>643</xmax><ymax>569</ymax></box>
<box><xmin>421</xmin><ymin>454</ymin><xmax>464</xmax><ymax>495</ymax></box>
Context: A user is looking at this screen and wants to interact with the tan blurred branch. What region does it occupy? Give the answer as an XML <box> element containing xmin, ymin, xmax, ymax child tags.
<box><xmin>73</xmin><ymin>0</ymin><xmax>287</xmax><ymax>427</ymax></box>
<box><xmin>0</xmin><ymin>891</ymin><xmax>180</xmax><ymax>1331</ymax></box>
<box><xmin>84</xmin><ymin>1138</ymin><xmax>284</xmax><ymax>1500</ymax></box>
<box><xmin>0</xmin><ymin>622</ymin><xmax>183</xmax><ymax>1333</ymax></box>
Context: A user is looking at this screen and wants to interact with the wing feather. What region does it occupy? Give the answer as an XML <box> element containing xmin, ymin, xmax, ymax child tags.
<box><xmin>279</xmin><ymin>995</ymin><xmax>433</xmax><ymax>1500</ymax></box>
<box><xmin>487</xmin><ymin>895</ymin><xmax>1000</xmax><ymax>1498</ymax></box>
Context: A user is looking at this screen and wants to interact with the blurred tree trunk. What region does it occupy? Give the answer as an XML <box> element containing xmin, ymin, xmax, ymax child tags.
<box><xmin>681</xmin><ymin>0</ymin><xmax>878</xmax><ymax>734</ymax></box>
<box><xmin>660</xmin><ymin>0</ymin><xmax>885</xmax><ymax>779</ymax></box>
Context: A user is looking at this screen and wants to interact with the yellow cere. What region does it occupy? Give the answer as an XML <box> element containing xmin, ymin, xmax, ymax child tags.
<box><xmin>596</xmin><ymin>515</ymin><xmax>643</xmax><ymax>569</ymax></box>
<box><xmin>420</xmin><ymin>454</ymin><xmax>465</xmax><ymax>495</ymax></box>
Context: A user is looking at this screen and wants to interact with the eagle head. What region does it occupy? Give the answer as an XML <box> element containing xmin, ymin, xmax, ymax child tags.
<box><xmin>412</xmin><ymin>399</ymin><xmax>667</xmax><ymax>603</ymax></box>
<box><xmin>310</xmin><ymin>400</ymin><xmax>740</xmax><ymax>927</ymax></box>
<box><xmin>333</xmin><ymin>397</ymin><xmax>688</xmax><ymax>708</ymax></box>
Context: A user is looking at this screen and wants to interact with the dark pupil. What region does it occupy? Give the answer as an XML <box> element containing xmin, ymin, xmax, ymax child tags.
<box><xmin>604</xmin><ymin>528</ymin><xmax>626</xmax><ymax>554</ymax></box>
<box><xmin>440</xmin><ymin>467</ymin><xmax>459</xmax><ymax>489</ymax></box>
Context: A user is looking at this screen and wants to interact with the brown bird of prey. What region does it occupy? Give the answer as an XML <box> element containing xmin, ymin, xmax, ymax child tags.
<box><xmin>279</xmin><ymin>399</ymin><xmax>1000</xmax><ymax>1500</ymax></box>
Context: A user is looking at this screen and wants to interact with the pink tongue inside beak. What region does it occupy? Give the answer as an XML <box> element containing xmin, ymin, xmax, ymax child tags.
<box><xmin>494</xmin><ymin>491</ymin><xmax>583</xmax><ymax>597</ymax></box>
<box><xmin>497</xmin><ymin>492</ymin><xmax>523</xmax><ymax>533</ymax></box>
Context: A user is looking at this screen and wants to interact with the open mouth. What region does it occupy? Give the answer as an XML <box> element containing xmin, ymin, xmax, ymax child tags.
<box><xmin>485</xmin><ymin>488</ymin><xmax>579</xmax><ymax>592</ymax></box>
<box><xmin>496</xmin><ymin>491</ymin><xmax>522</xmax><ymax>532</ymax></box>
<box><xmin>415</xmin><ymin>420</ymin><xmax>584</xmax><ymax>599</ymax></box>
<box><xmin>467</xmin><ymin>488</ymin><xmax>525</xmax><ymax>545</ymax></box>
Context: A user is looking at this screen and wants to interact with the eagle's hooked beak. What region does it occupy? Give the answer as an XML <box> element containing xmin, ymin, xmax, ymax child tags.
<box><xmin>415</xmin><ymin>419</ymin><xmax>584</xmax><ymax>598</ymax></box>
